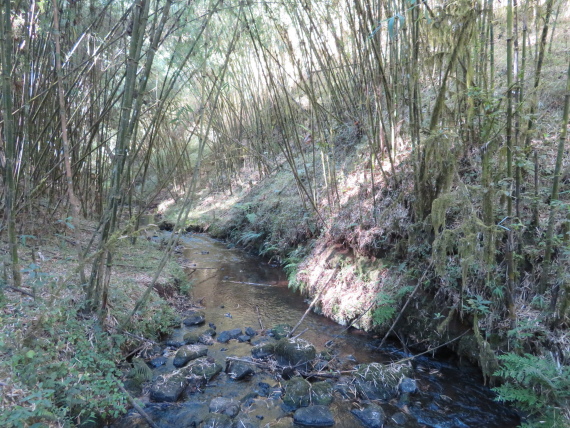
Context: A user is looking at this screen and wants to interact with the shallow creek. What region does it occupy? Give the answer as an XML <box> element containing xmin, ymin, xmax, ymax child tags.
<box><xmin>114</xmin><ymin>233</ymin><xmax>519</xmax><ymax>428</ymax></box>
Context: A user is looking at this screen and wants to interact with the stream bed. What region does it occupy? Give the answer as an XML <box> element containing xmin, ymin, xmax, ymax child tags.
<box><xmin>113</xmin><ymin>233</ymin><xmax>520</xmax><ymax>428</ymax></box>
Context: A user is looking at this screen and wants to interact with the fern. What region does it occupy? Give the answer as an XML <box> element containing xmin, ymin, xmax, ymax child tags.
<box><xmin>493</xmin><ymin>353</ymin><xmax>570</xmax><ymax>427</ymax></box>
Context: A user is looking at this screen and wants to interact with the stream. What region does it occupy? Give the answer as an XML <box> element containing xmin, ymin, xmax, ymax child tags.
<box><xmin>113</xmin><ymin>233</ymin><xmax>520</xmax><ymax>428</ymax></box>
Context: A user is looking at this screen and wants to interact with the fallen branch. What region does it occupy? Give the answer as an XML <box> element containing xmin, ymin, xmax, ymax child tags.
<box><xmin>7</xmin><ymin>286</ymin><xmax>35</xmax><ymax>298</ymax></box>
<box><xmin>115</xmin><ymin>380</ymin><xmax>159</xmax><ymax>428</ymax></box>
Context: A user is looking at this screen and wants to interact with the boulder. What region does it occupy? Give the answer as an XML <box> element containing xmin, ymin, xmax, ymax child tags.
<box><xmin>217</xmin><ymin>328</ymin><xmax>243</xmax><ymax>343</ymax></box>
<box><xmin>173</xmin><ymin>344</ymin><xmax>208</xmax><ymax>368</ymax></box>
<box><xmin>238</xmin><ymin>335</ymin><xmax>251</xmax><ymax>342</ymax></box>
<box><xmin>351</xmin><ymin>403</ymin><xmax>386</xmax><ymax>428</ymax></box>
<box><xmin>182</xmin><ymin>311</ymin><xmax>206</xmax><ymax>326</ymax></box>
<box><xmin>293</xmin><ymin>405</ymin><xmax>335</xmax><ymax>427</ymax></box>
<box><xmin>245</xmin><ymin>327</ymin><xmax>257</xmax><ymax>337</ymax></box>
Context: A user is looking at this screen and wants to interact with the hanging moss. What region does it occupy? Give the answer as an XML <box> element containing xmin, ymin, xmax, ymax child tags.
<box><xmin>431</xmin><ymin>186</ymin><xmax>502</xmax><ymax>303</ymax></box>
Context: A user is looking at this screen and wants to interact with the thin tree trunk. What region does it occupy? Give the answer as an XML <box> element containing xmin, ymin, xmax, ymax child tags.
<box><xmin>0</xmin><ymin>0</ymin><xmax>22</xmax><ymax>288</ymax></box>
<box><xmin>539</xmin><ymin>59</ymin><xmax>570</xmax><ymax>296</ymax></box>
<box><xmin>52</xmin><ymin>0</ymin><xmax>86</xmax><ymax>286</ymax></box>
<box><xmin>87</xmin><ymin>0</ymin><xmax>150</xmax><ymax>313</ymax></box>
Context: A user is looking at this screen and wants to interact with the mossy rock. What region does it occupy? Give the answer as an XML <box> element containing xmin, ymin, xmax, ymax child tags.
<box><xmin>270</xmin><ymin>324</ymin><xmax>293</xmax><ymax>340</ymax></box>
<box><xmin>310</xmin><ymin>381</ymin><xmax>334</xmax><ymax>405</ymax></box>
<box><xmin>252</xmin><ymin>342</ymin><xmax>275</xmax><ymax>359</ymax></box>
<box><xmin>283</xmin><ymin>377</ymin><xmax>311</xmax><ymax>409</ymax></box>
<box><xmin>173</xmin><ymin>344</ymin><xmax>208</xmax><ymax>368</ymax></box>
<box><xmin>274</xmin><ymin>338</ymin><xmax>316</xmax><ymax>368</ymax></box>
<box><xmin>183</xmin><ymin>357</ymin><xmax>222</xmax><ymax>381</ymax></box>
<box><xmin>354</xmin><ymin>362</ymin><xmax>412</xmax><ymax>400</ymax></box>
<box><xmin>183</xmin><ymin>333</ymin><xmax>201</xmax><ymax>344</ymax></box>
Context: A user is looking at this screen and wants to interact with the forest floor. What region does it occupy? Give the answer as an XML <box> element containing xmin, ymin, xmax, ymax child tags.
<box><xmin>0</xmin><ymin>217</ymin><xmax>195</xmax><ymax>426</ymax></box>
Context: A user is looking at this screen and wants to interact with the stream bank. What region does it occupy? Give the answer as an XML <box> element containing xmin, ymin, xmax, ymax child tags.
<box><xmin>113</xmin><ymin>233</ymin><xmax>519</xmax><ymax>428</ymax></box>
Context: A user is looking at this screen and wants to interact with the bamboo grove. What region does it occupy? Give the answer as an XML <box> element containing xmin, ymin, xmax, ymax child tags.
<box><xmin>1</xmin><ymin>0</ymin><xmax>569</xmax><ymax>330</ymax></box>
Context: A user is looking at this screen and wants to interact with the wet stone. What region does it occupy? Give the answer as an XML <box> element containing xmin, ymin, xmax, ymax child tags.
<box><xmin>182</xmin><ymin>311</ymin><xmax>206</xmax><ymax>326</ymax></box>
<box><xmin>149</xmin><ymin>374</ymin><xmax>187</xmax><ymax>402</ymax></box>
<box><xmin>149</xmin><ymin>356</ymin><xmax>168</xmax><ymax>368</ymax></box>
<box><xmin>209</xmin><ymin>397</ymin><xmax>240</xmax><ymax>418</ymax></box>
<box><xmin>183</xmin><ymin>357</ymin><xmax>222</xmax><ymax>381</ymax></box>
<box><xmin>399</xmin><ymin>377</ymin><xmax>417</xmax><ymax>394</ymax></box>
<box><xmin>351</xmin><ymin>403</ymin><xmax>386</xmax><ymax>428</ymax></box>
<box><xmin>226</xmin><ymin>359</ymin><xmax>255</xmax><ymax>380</ymax></box>
<box><xmin>245</xmin><ymin>327</ymin><xmax>257</xmax><ymax>336</ymax></box>
<box><xmin>165</xmin><ymin>339</ymin><xmax>184</xmax><ymax>348</ymax></box>
<box><xmin>293</xmin><ymin>405</ymin><xmax>335</xmax><ymax>427</ymax></box>
<box><xmin>217</xmin><ymin>328</ymin><xmax>243</xmax><ymax>343</ymax></box>
<box><xmin>251</xmin><ymin>342</ymin><xmax>275</xmax><ymax>359</ymax></box>
<box><xmin>238</xmin><ymin>335</ymin><xmax>251</xmax><ymax>342</ymax></box>
<box><xmin>201</xmin><ymin>327</ymin><xmax>217</xmax><ymax>337</ymax></box>
<box><xmin>183</xmin><ymin>374</ymin><xmax>206</xmax><ymax>397</ymax></box>
<box><xmin>173</xmin><ymin>344</ymin><xmax>208</xmax><ymax>368</ymax></box>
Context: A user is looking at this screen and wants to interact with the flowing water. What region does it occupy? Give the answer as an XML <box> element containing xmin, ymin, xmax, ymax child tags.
<box><xmin>172</xmin><ymin>233</ymin><xmax>520</xmax><ymax>428</ymax></box>
<box><xmin>116</xmin><ymin>232</ymin><xmax>520</xmax><ymax>428</ymax></box>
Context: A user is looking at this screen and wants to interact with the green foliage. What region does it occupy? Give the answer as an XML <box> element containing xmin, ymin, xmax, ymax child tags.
<box><xmin>0</xmin><ymin>303</ymin><xmax>127</xmax><ymax>426</ymax></box>
<box><xmin>493</xmin><ymin>353</ymin><xmax>570</xmax><ymax>427</ymax></box>
<box><xmin>371</xmin><ymin>291</ymin><xmax>397</xmax><ymax>328</ymax></box>
<box><xmin>283</xmin><ymin>246</ymin><xmax>308</xmax><ymax>290</ymax></box>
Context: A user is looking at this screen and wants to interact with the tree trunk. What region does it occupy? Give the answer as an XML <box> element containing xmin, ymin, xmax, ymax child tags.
<box><xmin>0</xmin><ymin>0</ymin><xmax>22</xmax><ymax>289</ymax></box>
